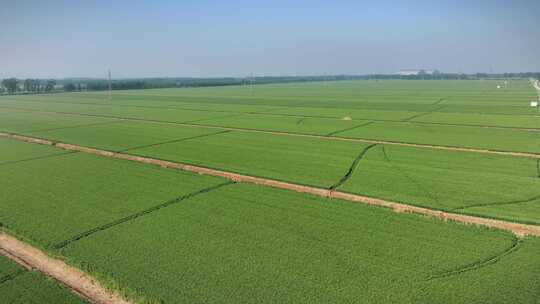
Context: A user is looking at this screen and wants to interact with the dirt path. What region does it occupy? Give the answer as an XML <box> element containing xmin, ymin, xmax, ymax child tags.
<box><xmin>1</xmin><ymin>105</ymin><xmax>540</xmax><ymax>159</ymax></box>
<box><xmin>0</xmin><ymin>233</ymin><xmax>132</xmax><ymax>304</ymax></box>
<box><xmin>2</xmin><ymin>131</ymin><xmax>540</xmax><ymax>237</ymax></box>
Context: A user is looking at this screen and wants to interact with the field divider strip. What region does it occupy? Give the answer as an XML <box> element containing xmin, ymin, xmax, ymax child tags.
<box><xmin>1</xmin><ymin>105</ymin><xmax>539</xmax><ymax>158</ymax></box>
<box><xmin>53</xmin><ymin>181</ymin><xmax>235</xmax><ymax>249</ymax></box>
<box><xmin>2</xmin><ymin>131</ymin><xmax>540</xmax><ymax>237</ymax></box>
<box><xmin>329</xmin><ymin>144</ymin><xmax>377</xmax><ymax>190</ymax></box>
<box><xmin>0</xmin><ymin>232</ymin><xmax>132</xmax><ymax>304</ymax></box>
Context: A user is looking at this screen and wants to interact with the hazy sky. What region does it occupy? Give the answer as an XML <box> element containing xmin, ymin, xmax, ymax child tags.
<box><xmin>1</xmin><ymin>0</ymin><xmax>539</xmax><ymax>78</ymax></box>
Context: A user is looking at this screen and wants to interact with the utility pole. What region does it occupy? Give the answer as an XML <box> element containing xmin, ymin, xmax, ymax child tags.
<box><xmin>250</xmin><ymin>72</ymin><xmax>254</xmax><ymax>96</ymax></box>
<box><xmin>108</xmin><ymin>69</ymin><xmax>112</xmax><ymax>100</ymax></box>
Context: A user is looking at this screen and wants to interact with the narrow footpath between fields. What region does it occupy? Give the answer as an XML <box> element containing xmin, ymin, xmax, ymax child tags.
<box><xmin>2</xmin><ymin>131</ymin><xmax>540</xmax><ymax>237</ymax></box>
<box><xmin>0</xmin><ymin>233</ymin><xmax>132</xmax><ymax>304</ymax></box>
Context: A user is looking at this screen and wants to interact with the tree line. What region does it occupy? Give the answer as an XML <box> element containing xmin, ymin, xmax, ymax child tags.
<box><xmin>2</xmin><ymin>72</ymin><xmax>539</xmax><ymax>95</ymax></box>
<box><xmin>0</xmin><ymin>78</ymin><xmax>57</xmax><ymax>94</ymax></box>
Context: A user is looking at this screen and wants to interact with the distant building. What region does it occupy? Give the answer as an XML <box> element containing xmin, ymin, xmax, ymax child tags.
<box><xmin>397</xmin><ymin>69</ymin><xmax>435</xmax><ymax>76</ymax></box>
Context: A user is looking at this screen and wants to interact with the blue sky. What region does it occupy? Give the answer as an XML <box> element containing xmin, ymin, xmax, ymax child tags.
<box><xmin>1</xmin><ymin>0</ymin><xmax>539</xmax><ymax>78</ymax></box>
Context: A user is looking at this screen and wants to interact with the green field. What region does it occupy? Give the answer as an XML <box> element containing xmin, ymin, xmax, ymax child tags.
<box><xmin>0</xmin><ymin>254</ymin><xmax>86</xmax><ymax>303</ymax></box>
<box><xmin>1</xmin><ymin>79</ymin><xmax>539</xmax><ymax>303</ymax></box>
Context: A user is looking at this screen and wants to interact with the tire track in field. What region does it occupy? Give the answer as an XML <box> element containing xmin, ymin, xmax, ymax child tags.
<box><xmin>428</xmin><ymin>237</ymin><xmax>522</xmax><ymax>280</ymax></box>
<box><xmin>381</xmin><ymin>146</ymin><xmax>440</xmax><ymax>206</ymax></box>
<box><xmin>296</xmin><ymin>117</ymin><xmax>306</xmax><ymax>125</ymax></box>
<box><xmin>0</xmin><ymin>269</ymin><xmax>25</xmax><ymax>285</ymax></box>
<box><xmin>52</xmin><ymin>181</ymin><xmax>235</xmax><ymax>249</ymax></box>
<box><xmin>118</xmin><ymin>130</ymin><xmax>231</xmax><ymax>153</ymax></box>
<box><xmin>401</xmin><ymin>105</ymin><xmax>446</xmax><ymax>122</ymax></box>
<box><xmin>329</xmin><ymin>144</ymin><xmax>378</xmax><ymax>190</ymax></box>
<box><xmin>453</xmin><ymin>195</ymin><xmax>540</xmax><ymax>211</ymax></box>
<box><xmin>183</xmin><ymin>113</ymin><xmax>246</xmax><ymax>123</ymax></box>
<box><xmin>325</xmin><ymin>121</ymin><xmax>374</xmax><ymax>136</ymax></box>
<box><xmin>0</xmin><ymin>151</ymin><xmax>77</xmax><ymax>167</ymax></box>
<box><xmin>2</xmin><ymin>131</ymin><xmax>540</xmax><ymax>237</ymax></box>
<box><xmin>431</xmin><ymin>97</ymin><xmax>447</xmax><ymax>106</ymax></box>
<box><xmin>22</xmin><ymin>120</ymin><xmax>125</xmax><ymax>134</ymax></box>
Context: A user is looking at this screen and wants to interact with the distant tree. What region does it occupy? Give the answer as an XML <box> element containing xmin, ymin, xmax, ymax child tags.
<box><xmin>64</xmin><ymin>83</ymin><xmax>76</xmax><ymax>92</ymax></box>
<box><xmin>24</xmin><ymin>79</ymin><xmax>32</xmax><ymax>92</ymax></box>
<box><xmin>45</xmin><ymin>79</ymin><xmax>56</xmax><ymax>92</ymax></box>
<box><xmin>2</xmin><ymin>78</ymin><xmax>19</xmax><ymax>94</ymax></box>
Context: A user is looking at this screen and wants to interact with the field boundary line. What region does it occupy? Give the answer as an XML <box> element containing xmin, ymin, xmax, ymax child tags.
<box><xmin>53</xmin><ymin>181</ymin><xmax>235</xmax><ymax>249</ymax></box>
<box><xmin>1</xmin><ymin>106</ymin><xmax>540</xmax><ymax>158</ymax></box>
<box><xmin>329</xmin><ymin>144</ymin><xmax>377</xmax><ymax>190</ymax></box>
<box><xmin>0</xmin><ymin>232</ymin><xmax>132</xmax><ymax>304</ymax></box>
<box><xmin>2</xmin><ymin>131</ymin><xmax>540</xmax><ymax>237</ymax></box>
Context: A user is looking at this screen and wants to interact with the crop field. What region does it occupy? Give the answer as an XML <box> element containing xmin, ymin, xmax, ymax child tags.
<box><xmin>0</xmin><ymin>254</ymin><xmax>86</xmax><ymax>303</ymax></box>
<box><xmin>1</xmin><ymin>79</ymin><xmax>540</xmax><ymax>303</ymax></box>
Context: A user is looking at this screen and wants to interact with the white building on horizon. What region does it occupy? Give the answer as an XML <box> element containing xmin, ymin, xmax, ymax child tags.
<box><xmin>397</xmin><ymin>69</ymin><xmax>436</xmax><ymax>76</ymax></box>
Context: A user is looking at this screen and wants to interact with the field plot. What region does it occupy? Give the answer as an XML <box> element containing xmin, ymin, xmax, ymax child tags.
<box><xmin>336</xmin><ymin>120</ymin><xmax>540</xmax><ymax>153</ymax></box>
<box><xmin>0</xmin><ymin>137</ymin><xmax>70</xmax><ymax>165</ymax></box>
<box><xmin>30</xmin><ymin>120</ymin><xmax>226</xmax><ymax>152</ymax></box>
<box><xmin>60</xmin><ymin>184</ymin><xmax>540</xmax><ymax>304</ymax></box>
<box><xmin>0</xmin><ymin>137</ymin><xmax>225</xmax><ymax>247</ymax></box>
<box><xmin>0</xmin><ymin>108</ymin><xmax>120</xmax><ymax>133</ymax></box>
<box><xmin>1</xmin><ymin>79</ymin><xmax>540</xmax><ymax>303</ymax></box>
<box><xmin>131</xmin><ymin>130</ymin><xmax>372</xmax><ymax>187</ymax></box>
<box><xmin>337</xmin><ymin>145</ymin><xmax>540</xmax><ymax>225</ymax></box>
<box><xmin>0</xmin><ymin>255</ymin><xmax>86</xmax><ymax>304</ymax></box>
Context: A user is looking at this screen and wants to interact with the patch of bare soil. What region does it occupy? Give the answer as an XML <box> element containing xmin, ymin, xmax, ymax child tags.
<box><xmin>0</xmin><ymin>233</ymin><xmax>131</xmax><ymax>304</ymax></box>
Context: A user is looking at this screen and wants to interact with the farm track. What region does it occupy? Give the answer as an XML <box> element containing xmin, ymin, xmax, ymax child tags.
<box><xmin>53</xmin><ymin>181</ymin><xmax>235</xmax><ymax>249</ymax></box>
<box><xmin>0</xmin><ymin>233</ymin><xmax>132</xmax><ymax>304</ymax></box>
<box><xmin>1</xmin><ymin>106</ymin><xmax>539</xmax><ymax>159</ymax></box>
<box><xmin>2</xmin><ymin>102</ymin><xmax>540</xmax><ymax>132</ymax></box>
<box><xmin>329</xmin><ymin>144</ymin><xmax>377</xmax><ymax>190</ymax></box>
<box><xmin>2</xmin><ymin>131</ymin><xmax>540</xmax><ymax>237</ymax></box>
<box><xmin>428</xmin><ymin>237</ymin><xmax>521</xmax><ymax>280</ymax></box>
